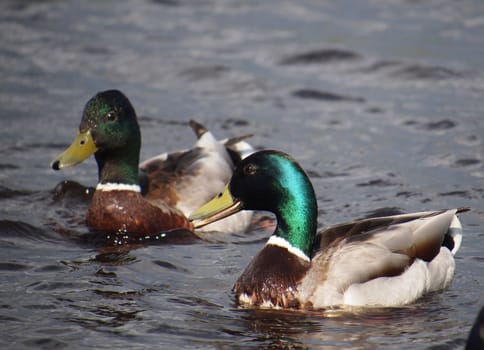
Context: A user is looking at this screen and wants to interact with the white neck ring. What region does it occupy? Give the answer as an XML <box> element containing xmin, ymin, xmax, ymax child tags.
<box><xmin>96</xmin><ymin>183</ymin><xmax>141</xmax><ymax>192</ymax></box>
<box><xmin>267</xmin><ymin>235</ymin><xmax>310</xmax><ymax>262</ymax></box>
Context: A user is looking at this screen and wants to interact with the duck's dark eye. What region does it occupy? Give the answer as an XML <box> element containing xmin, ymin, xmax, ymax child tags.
<box><xmin>243</xmin><ymin>163</ymin><xmax>257</xmax><ymax>176</ymax></box>
<box><xmin>106</xmin><ymin>111</ymin><xmax>116</xmax><ymax>122</ymax></box>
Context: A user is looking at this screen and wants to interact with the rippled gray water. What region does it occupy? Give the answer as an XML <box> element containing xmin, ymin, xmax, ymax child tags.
<box><xmin>1</xmin><ymin>0</ymin><xmax>483</xmax><ymax>349</ymax></box>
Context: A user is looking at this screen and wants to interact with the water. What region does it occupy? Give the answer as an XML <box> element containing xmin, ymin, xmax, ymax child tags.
<box><xmin>1</xmin><ymin>0</ymin><xmax>483</xmax><ymax>348</ymax></box>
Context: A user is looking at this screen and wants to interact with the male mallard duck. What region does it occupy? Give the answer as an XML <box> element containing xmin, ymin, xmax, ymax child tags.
<box><xmin>51</xmin><ymin>89</ymin><xmax>253</xmax><ymax>236</ymax></box>
<box><xmin>190</xmin><ymin>150</ymin><xmax>466</xmax><ymax>309</ymax></box>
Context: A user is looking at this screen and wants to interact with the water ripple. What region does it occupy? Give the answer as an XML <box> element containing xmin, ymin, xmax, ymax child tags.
<box><xmin>291</xmin><ymin>89</ymin><xmax>365</xmax><ymax>103</ymax></box>
<box><xmin>180</xmin><ymin>65</ymin><xmax>230</xmax><ymax>81</ymax></box>
<box><xmin>0</xmin><ymin>185</ymin><xmax>31</xmax><ymax>199</ymax></box>
<box><xmin>0</xmin><ymin>262</ymin><xmax>30</xmax><ymax>271</ymax></box>
<box><xmin>280</xmin><ymin>48</ymin><xmax>361</xmax><ymax>65</ymax></box>
<box><xmin>391</xmin><ymin>64</ymin><xmax>466</xmax><ymax>81</ymax></box>
<box><xmin>403</xmin><ymin>119</ymin><xmax>457</xmax><ymax>132</ymax></box>
<box><xmin>356</xmin><ymin>179</ymin><xmax>397</xmax><ymax>187</ymax></box>
<box><xmin>359</xmin><ymin>60</ymin><xmax>469</xmax><ymax>82</ymax></box>
<box><xmin>0</xmin><ymin>220</ymin><xmax>56</xmax><ymax>242</ymax></box>
<box><xmin>153</xmin><ymin>259</ymin><xmax>190</xmax><ymax>273</ymax></box>
<box><xmin>454</xmin><ymin>158</ymin><xmax>481</xmax><ymax>167</ymax></box>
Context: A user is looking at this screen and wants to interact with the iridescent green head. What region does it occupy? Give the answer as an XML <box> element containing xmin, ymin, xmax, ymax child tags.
<box><xmin>51</xmin><ymin>90</ymin><xmax>141</xmax><ymax>185</ymax></box>
<box><xmin>190</xmin><ymin>150</ymin><xmax>318</xmax><ymax>257</ymax></box>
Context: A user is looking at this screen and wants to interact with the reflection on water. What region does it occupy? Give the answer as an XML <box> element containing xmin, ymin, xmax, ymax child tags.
<box><xmin>224</xmin><ymin>302</ymin><xmax>470</xmax><ymax>349</ymax></box>
<box><xmin>1</xmin><ymin>0</ymin><xmax>483</xmax><ymax>349</ymax></box>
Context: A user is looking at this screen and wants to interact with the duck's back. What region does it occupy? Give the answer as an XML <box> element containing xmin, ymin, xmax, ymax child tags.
<box><xmin>299</xmin><ymin>209</ymin><xmax>464</xmax><ymax>307</ymax></box>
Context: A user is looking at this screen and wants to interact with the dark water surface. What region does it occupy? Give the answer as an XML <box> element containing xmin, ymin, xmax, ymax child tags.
<box><xmin>1</xmin><ymin>0</ymin><xmax>483</xmax><ymax>349</ymax></box>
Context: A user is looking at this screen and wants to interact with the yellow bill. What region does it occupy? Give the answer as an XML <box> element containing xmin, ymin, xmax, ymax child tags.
<box><xmin>189</xmin><ymin>185</ymin><xmax>243</xmax><ymax>229</ymax></box>
<box><xmin>50</xmin><ymin>130</ymin><xmax>97</xmax><ymax>170</ymax></box>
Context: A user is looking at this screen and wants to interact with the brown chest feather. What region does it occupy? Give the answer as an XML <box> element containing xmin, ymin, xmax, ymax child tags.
<box><xmin>86</xmin><ymin>190</ymin><xmax>193</xmax><ymax>235</ymax></box>
<box><xmin>233</xmin><ymin>244</ymin><xmax>310</xmax><ymax>308</ymax></box>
